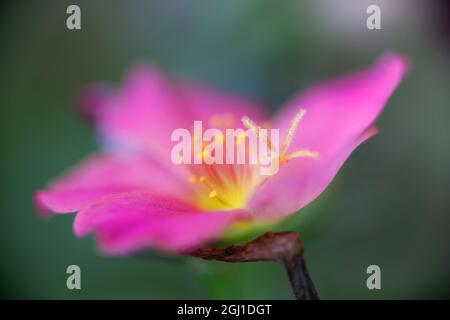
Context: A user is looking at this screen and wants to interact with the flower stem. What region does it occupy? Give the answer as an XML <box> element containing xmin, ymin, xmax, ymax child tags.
<box><xmin>190</xmin><ymin>232</ymin><xmax>319</xmax><ymax>300</ymax></box>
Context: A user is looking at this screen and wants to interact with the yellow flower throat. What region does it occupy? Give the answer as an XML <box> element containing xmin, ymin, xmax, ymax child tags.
<box><xmin>186</xmin><ymin>108</ymin><xmax>319</xmax><ymax>211</ymax></box>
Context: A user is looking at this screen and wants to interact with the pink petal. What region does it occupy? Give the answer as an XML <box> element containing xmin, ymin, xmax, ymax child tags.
<box><xmin>73</xmin><ymin>191</ymin><xmax>245</xmax><ymax>255</ymax></box>
<box><xmin>273</xmin><ymin>53</ymin><xmax>409</xmax><ymax>157</ymax></box>
<box><xmin>96</xmin><ymin>63</ymin><xmax>190</xmax><ymax>161</ymax></box>
<box><xmin>34</xmin><ymin>153</ymin><xmax>191</xmax><ymax>215</ymax></box>
<box><xmin>248</xmin><ymin>127</ymin><xmax>378</xmax><ymax>219</ymax></box>
<box><xmin>35</xmin><ymin>186</ymin><xmax>134</xmax><ymax>216</ymax></box>
<box><xmin>91</xmin><ymin>63</ymin><xmax>267</xmax><ymax>161</ymax></box>
<box><xmin>178</xmin><ymin>83</ymin><xmax>267</xmax><ymax>129</ymax></box>
<box><xmin>248</xmin><ymin>54</ymin><xmax>409</xmax><ymax>219</ymax></box>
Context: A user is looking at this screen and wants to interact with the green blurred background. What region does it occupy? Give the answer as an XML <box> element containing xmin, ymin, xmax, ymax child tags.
<box><xmin>1</xmin><ymin>0</ymin><xmax>449</xmax><ymax>299</ymax></box>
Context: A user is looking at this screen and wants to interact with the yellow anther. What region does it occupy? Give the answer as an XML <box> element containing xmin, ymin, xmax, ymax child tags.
<box><xmin>202</xmin><ymin>150</ymin><xmax>210</xmax><ymax>159</ymax></box>
<box><xmin>189</xmin><ymin>175</ymin><xmax>197</xmax><ymax>184</ymax></box>
<box><xmin>208</xmin><ymin>190</ymin><xmax>232</xmax><ymax>207</ymax></box>
<box><xmin>194</xmin><ymin>150</ymin><xmax>201</xmax><ymax>160</ymax></box>
<box><xmin>209</xmin><ymin>190</ymin><xmax>218</xmax><ymax>198</ymax></box>
<box><xmin>198</xmin><ymin>175</ymin><xmax>220</xmax><ymax>200</ymax></box>
<box><xmin>199</xmin><ymin>175</ymin><xmax>216</xmax><ymax>190</ymax></box>
<box><xmin>237</xmin><ymin>132</ymin><xmax>247</xmax><ymax>145</ymax></box>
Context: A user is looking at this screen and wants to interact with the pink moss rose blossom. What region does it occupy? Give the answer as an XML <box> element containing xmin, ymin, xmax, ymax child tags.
<box><xmin>34</xmin><ymin>54</ymin><xmax>408</xmax><ymax>255</ymax></box>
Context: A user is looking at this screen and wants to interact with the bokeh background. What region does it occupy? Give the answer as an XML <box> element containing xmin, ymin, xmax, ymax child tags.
<box><xmin>1</xmin><ymin>0</ymin><xmax>449</xmax><ymax>299</ymax></box>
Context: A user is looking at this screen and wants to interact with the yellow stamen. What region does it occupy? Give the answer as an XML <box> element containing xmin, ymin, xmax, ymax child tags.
<box><xmin>236</xmin><ymin>132</ymin><xmax>247</xmax><ymax>145</ymax></box>
<box><xmin>208</xmin><ymin>190</ymin><xmax>233</xmax><ymax>207</ymax></box>
<box><xmin>242</xmin><ymin>116</ymin><xmax>258</xmax><ymax>133</ymax></box>
<box><xmin>286</xmin><ymin>149</ymin><xmax>320</xmax><ymax>159</ymax></box>
<box><xmin>209</xmin><ymin>190</ymin><xmax>218</xmax><ymax>198</ymax></box>
<box><xmin>242</xmin><ymin>116</ymin><xmax>270</xmax><ymax>147</ymax></box>
<box><xmin>189</xmin><ymin>110</ymin><xmax>319</xmax><ymax>211</ymax></box>
<box><xmin>242</xmin><ymin>108</ymin><xmax>319</xmax><ymax>165</ymax></box>
<box><xmin>281</xmin><ymin>108</ymin><xmax>306</xmax><ymax>155</ymax></box>
<box><xmin>281</xmin><ymin>149</ymin><xmax>320</xmax><ymax>163</ymax></box>
<box><xmin>189</xmin><ymin>175</ymin><xmax>197</xmax><ymax>184</ymax></box>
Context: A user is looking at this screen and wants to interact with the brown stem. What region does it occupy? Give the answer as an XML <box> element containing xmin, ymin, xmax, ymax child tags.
<box><xmin>189</xmin><ymin>232</ymin><xmax>319</xmax><ymax>300</ymax></box>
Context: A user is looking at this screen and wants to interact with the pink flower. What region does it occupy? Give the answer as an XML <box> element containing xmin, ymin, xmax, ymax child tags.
<box><xmin>34</xmin><ymin>54</ymin><xmax>409</xmax><ymax>255</ymax></box>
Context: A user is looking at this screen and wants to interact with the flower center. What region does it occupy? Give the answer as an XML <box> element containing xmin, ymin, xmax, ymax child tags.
<box><xmin>186</xmin><ymin>108</ymin><xmax>319</xmax><ymax>211</ymax></box>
